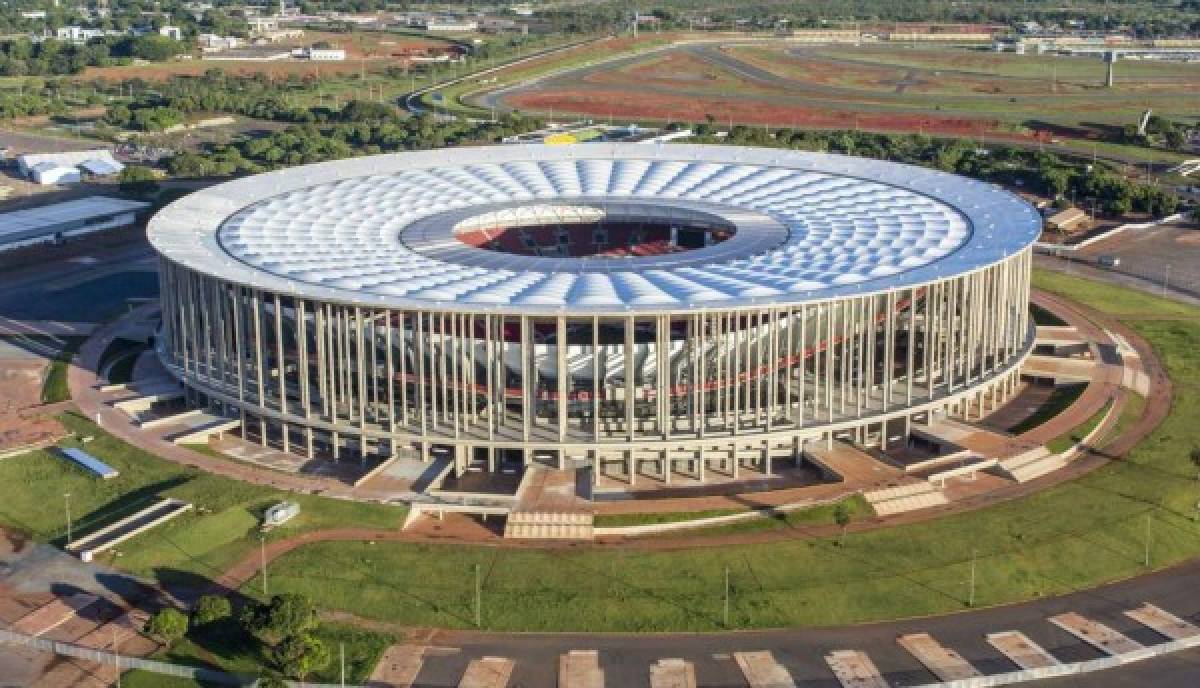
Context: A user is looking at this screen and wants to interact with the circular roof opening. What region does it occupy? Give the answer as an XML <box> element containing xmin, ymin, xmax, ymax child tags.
<box><xmin>451</xmin><ymin>203</ymin><xmax>736</xmax><ymax>259</ymax></box>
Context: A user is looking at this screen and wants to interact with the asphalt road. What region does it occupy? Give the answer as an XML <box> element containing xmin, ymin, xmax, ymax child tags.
<box><xmin>410</xmin><ymin>557</ymin><xmax>1200</xmax><ymax>687</ymax></box>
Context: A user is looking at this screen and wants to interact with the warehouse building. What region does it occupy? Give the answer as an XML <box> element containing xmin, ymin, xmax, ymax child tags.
<box><xmin>0</xmin><ymin>197</ymin><xmax>151</xmax><ymax>251</ymax></box>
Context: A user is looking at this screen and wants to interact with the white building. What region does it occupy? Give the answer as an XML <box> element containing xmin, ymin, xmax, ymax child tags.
<box><xmin>54</xmin><ymin>26</ymin><xmax>111</xmax><ymax>43</ymax></box>
<box><xmin>159</xmin><ymin>25</ymin><xmax>183</xmax><ymax>40</ymax></box>
<box><xmin>420</xmin><ymin>19</ymin><xmax>478</xmax><ymax>32</ymax></box>
<box><xmin>20</xmin><ymin>10</ymin><xmax>47</xmax><ymax>19</ymax></box>
<box><xmin>198</xmin><ymin>33</ymin><xmax>241</xmax><ymax>50</ymax></box>
<box><xmin>0</xmin><ymin>197</ymin><xmax>150</xmax><ymax>251</ymax></box>
<box><xmin>303</xmin><ymin>47</ymin><xmax>346</xmax><ymax>60</ymax></box>
<box><xmin>247</xmin><ymin>16</ymin><xmax>279</xmax><ymax>32</ymax></box>
<box><xmin>29</xmin><ymin>163</ymin><xmax>81</xmax><ymax>185</ymax></box>
<box><xmin>17</xmin><ymin>149</ymin><xmax>124</xmax><ymax>185</ymax></box>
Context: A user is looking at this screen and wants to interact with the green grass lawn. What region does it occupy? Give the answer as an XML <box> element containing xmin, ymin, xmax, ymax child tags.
<box><xmin>1008</xmin><ymin>383</ymin><xmax>1086</xmax><ymax>435</ymax></box>
<box><xmin>0</xmin><ymin>412</ymin><xmax>195</xmax><ymax>541</ymax></box>
<box><xmin>1045</xmin><ymin>400</ymin><xmax>1112</xmax><ymax>454</ymax></box>
<box><xmin>41</xmin><ymin>337</ymin><xmax>85</xmax><ymax>403</ymax></box>
<box><xmin>0</xmin><ymin>413</ymin><xmax>406</xmax><ymax>589</ymax></box>
<box><xmin>120</xmin><ymin>671</ymin><xmax>208</xmax><ymax>688</ymax></box>
<box><xmin>253</xmin><ymin>271</ymin><xmax>1200</xmax><ymax>632</ymax></box>
<box><xmin>592</xmin><ymin>507</ymin><xmax>747</xmax><ymax>528</ymax></box>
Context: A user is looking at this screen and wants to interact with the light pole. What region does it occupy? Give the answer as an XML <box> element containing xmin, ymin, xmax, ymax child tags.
<box><xmin>723</xmin><ymin>565</ymin><xmax>730</xmax><ymax>627</ymax></box>
<box><xmin>340</xmin><ymin>641</ymin><xmax>345</xmax><ymax>687</ymax></box>
<box><xmin>969</xmin><ymin>548</ymin><xmax>977</xmax><ymax>607</ymax></box>
<box><xmin>64</xmin><ymin>492</ymin><xmax>72</xmax><ymax>546</ymax></box>
<box><xmin>260</xmin><ymin>535</ymin><xmax>268</xmax><ymax>596</ymax></box>
<box><xmin>474</xmin><ymin>563</ymin><xmax>481</xmax><ymax>628</ymax></box>
<box><xmin>1144</xmin><ymin>513</ymin><xmax>1152</xmax><ymax>567</ymax></box>
<box><xmin>113</xmin><ymin>625</ymin><xmax>121</xmax><ymax>688</ymax></box>
<box><xmin>1163</xmin><ymin>264</ymin><xmax>1171</xmax><ymax>296</ymax></box>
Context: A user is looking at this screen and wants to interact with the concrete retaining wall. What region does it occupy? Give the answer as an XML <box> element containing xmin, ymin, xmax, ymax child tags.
<box><xmin>593</xmin><ymin>493</ymin><xmax>847</xmax><ymax>537</ymax></box>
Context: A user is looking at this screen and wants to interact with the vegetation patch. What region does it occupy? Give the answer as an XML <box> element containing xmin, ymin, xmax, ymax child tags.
<box><xmin>40</xmin><ymin>337</ymin><xmax>84</xmax><ymax>403</ymax></box>
<box><xmin>1007</xmin><ymin>383</ymin><xmax>1086</xmax><ymax>435</ymax></box>
<box><xmin>1046</xmin><ymin>401</ymin><xmax>1113</xmax><ymax>454</ymax></box>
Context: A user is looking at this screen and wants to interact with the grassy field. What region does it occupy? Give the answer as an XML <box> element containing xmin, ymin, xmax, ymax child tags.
<box><xmin>491</xmin><ymin>40</ymin><xmax>1199</xmax><ymax>152</ymax></box>
<box><xmin>0</xmin><ymin>412</ymin><xmax>405</xmax><ymax>588</ymax></box>
<box><xmin>254</xmin><ymin>271</ymin><xmax>1200</xmax><ymax>632</ymax></box>
<box><xmin>40</xmin><ymin>337</ymin><xmax>84</xmax><ymax>403</ymax></box>
<box><xmin>1046</xmin><ymin>400</ymin><xmax>1112</xmax><ymax>454</ymax></box>
<box><xmin>1008</xmin><ymin>383</ymin><xmax>1085</xmax><ymax>434</ymax></box>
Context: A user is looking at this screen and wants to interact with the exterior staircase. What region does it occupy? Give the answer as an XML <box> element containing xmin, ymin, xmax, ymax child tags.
<box><xmin>503</xmin><ymin>465</ymin><xmax>594</xmax><ymax>540</ymax></box>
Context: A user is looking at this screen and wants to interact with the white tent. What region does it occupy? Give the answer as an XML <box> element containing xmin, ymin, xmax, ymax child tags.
<box><xmin>29</xmin><ymin>163</ymin><xmax>81</xmax><ymax>185</ymax></box>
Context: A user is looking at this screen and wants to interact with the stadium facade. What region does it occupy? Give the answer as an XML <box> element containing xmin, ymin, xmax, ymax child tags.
<box><xmin>149</xmin><ymin>144</ymin><xmax>1041</xmax><ymax>483</ymax></box>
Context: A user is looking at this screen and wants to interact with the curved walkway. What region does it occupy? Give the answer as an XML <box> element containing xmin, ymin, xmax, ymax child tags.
<box><xmin>68</xmin><ymin>286</ymin><xmax>1167</xmax><ymax>558</ymax></box>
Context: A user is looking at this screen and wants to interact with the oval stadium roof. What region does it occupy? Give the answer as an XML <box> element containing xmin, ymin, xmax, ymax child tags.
<box><xmin>148</xmin><ymin>143</ymin><xmax>1042</xmax><ymax>314</ymax></box>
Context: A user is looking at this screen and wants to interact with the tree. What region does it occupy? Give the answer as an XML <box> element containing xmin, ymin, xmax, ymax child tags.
<box><xmin>256</xmin><ymin>674</ymin><xmax>289</xmax><ymax>688</ymax></box>
<box><xmin>1190</xmin><ymin>447</ymin><xmax>1200</xmax><ymax>481</ymax></box>
<box><xmin>144</xmin><ymin>607</ymin><xmax>189</xmax><ymax>642</ymax></box>
<box><xmin>118</xmin><ymin>165</ymin><xmax>159</xmax><ymax>194</ymax></box>
<box><xmin>191</xmin><ymin>594</ymin><xmax>233</xmax><ymax>628</ymax></box>
<box><xmin>833</xmin><ymin>502</ymin><xmax>852</xmax><ymax>546</ymax></box>
<box><xmin>271</xmin><ymin>632</ymin><xmax>331</xmax><ymax>679</ymax></box>
<box><xmin>242</xmin><ymin>593</ymin><xmax>319</xmax><ymax>646</ymax></box>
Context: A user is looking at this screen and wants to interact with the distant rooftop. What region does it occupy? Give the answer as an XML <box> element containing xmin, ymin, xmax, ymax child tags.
<box><xmin>0</xmin><ymin>197</ymin><xmax>151</xmax><ymax>247</ymax></box>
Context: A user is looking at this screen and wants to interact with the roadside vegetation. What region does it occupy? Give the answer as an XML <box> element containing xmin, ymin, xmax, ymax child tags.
<box><xmin>40</xmin><ymin>337</ymin><xmax>84</xmax><ymax>403</ymax></box>
<box><xmin>691</xmin><ymin>126</ymin><xmax>1181</xmax><ymax>218</ymax></box>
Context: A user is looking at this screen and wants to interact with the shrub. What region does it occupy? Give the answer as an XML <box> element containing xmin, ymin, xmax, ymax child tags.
<box><xmin>144</xmin><ymin>607</ymin><xmax>188</xmax><ymax>642</ymax></box>
<box><xmin>191</xmin><ymin>594</ymin><xmax>232</xmax><ymax>627</ymax></box>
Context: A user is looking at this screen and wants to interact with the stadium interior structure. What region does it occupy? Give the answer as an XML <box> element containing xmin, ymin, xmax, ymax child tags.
<box><xmin>150</xmin><ymin>144</ymin><xmax>1042</xmax><ymax>487</ymax></box>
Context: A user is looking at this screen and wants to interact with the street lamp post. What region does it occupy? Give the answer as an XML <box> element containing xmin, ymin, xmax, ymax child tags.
<box><xmin>260</xmin><ymin>535</ymin><xmax>268</xmax><ymax>596</ymax></box>
<box><xmin>723</xmin><ymin>566</ymin><xmax>730</xmax><ymax>627</ymax></box>
<box><xmin>64</xmin><ymin>492</ymin><xmax>72</xmax><ymax>546</ymax></box>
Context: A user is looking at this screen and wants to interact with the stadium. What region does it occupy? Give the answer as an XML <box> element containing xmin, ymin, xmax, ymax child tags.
<box><xmin>148</xmin><ymin>143</ymin><xmax>1041</xmax><ymax>487</ymax></box>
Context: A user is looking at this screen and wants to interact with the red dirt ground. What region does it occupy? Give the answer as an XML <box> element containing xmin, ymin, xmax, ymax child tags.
<box><xmin>506</xmin><ymin>88</ymin><xmax>1043</xmax><ymax>140</ymax></box>
<box><xmin>81</xmin><ymin>58</ymin><xmax>398</xmax><ymax>82</ymax></box>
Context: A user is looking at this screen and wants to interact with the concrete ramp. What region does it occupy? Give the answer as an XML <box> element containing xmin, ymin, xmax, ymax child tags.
<box><xmin>863</xmin><ymin>481</ymin><xmax>947</xmax><ymax>515</ymax></box>
<box><xmin>824</xmin><ymin>649</ymin><xmax>887</xmax><ymax>688</ymax></box>
<box><xmin>896</xmin><ymin>632</ymin><xmax>981</xmax><ymax>682</ymax></box>
<box><xmin>112</xmin><ymin>387</ymin><xmax>183</xmax><ymax>415</ymax></box>
<box><xmin>369</xmin><ymin>644</ymin><xmax>426</xmax><ymax>688</ymax></box>
<box><xmin>1023</xmin><ymin>355</ymin><xmax>1097</xmax><ymax>382</ymax></box>
<box><xmin>504</xmin><ymin>466</ymin><xmax>593</xmax><ymax>540</ymax></box>
<box><xmin>986</xmin><ymin>631</ymin><xmax>1060</xmax><ymax>670</ymax></box>
<box><xmin>168</xmin><ymin>415</ymin><xmax>242</xmax><ymax>445</ymax></box>
<box><xmin>1124</xmin><ymin>603</ymin><xmax>1200</xmax><ymax>641</ymax></box>
<box><xmin>459</xmin><ymin>656</ymin><xmax>514</xmax><ymax>688</ymax></box>
<box><xmin>996</xmin><ymin>446</ymin><xmax>1066</xmax><ymax>483</ymax></box>
<box><xmin>803</xmin><ymin>441</ymin><xmax>901</xmax><ymax>484</ymax></box>
<box><xmin>1049</xmin><ymin>612</ymin><xmax>1143</xmax><ymax>655</ymax></box>
<box><xmin>67</xmin><ymin>498</ymin><xmax>193</xmax><ymax>562</ymax></box>
<box><xmin>649</xmin><ymin>658</ymin><xmax>696</xmax><ymax>688</ymax></box>
<box><xmin>559</xmin><ymin>650</ymin><xmax>604</xmax><ymax>688</ymax></box>
<box><xmin>1035</xmin><ymin>325</ymin><xmax>1085</xmax><ymax>346</ymax></box>
<box><xmin>733</xmin><ymin>650</ymin><xmax>796</xmax><ymax>688</ymax></box>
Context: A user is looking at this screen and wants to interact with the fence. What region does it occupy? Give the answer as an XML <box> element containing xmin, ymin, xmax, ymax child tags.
<box><xmin>0</xmin><ymin>628</ymin><xmax>351</xmax><ymax>687</ymax></box>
